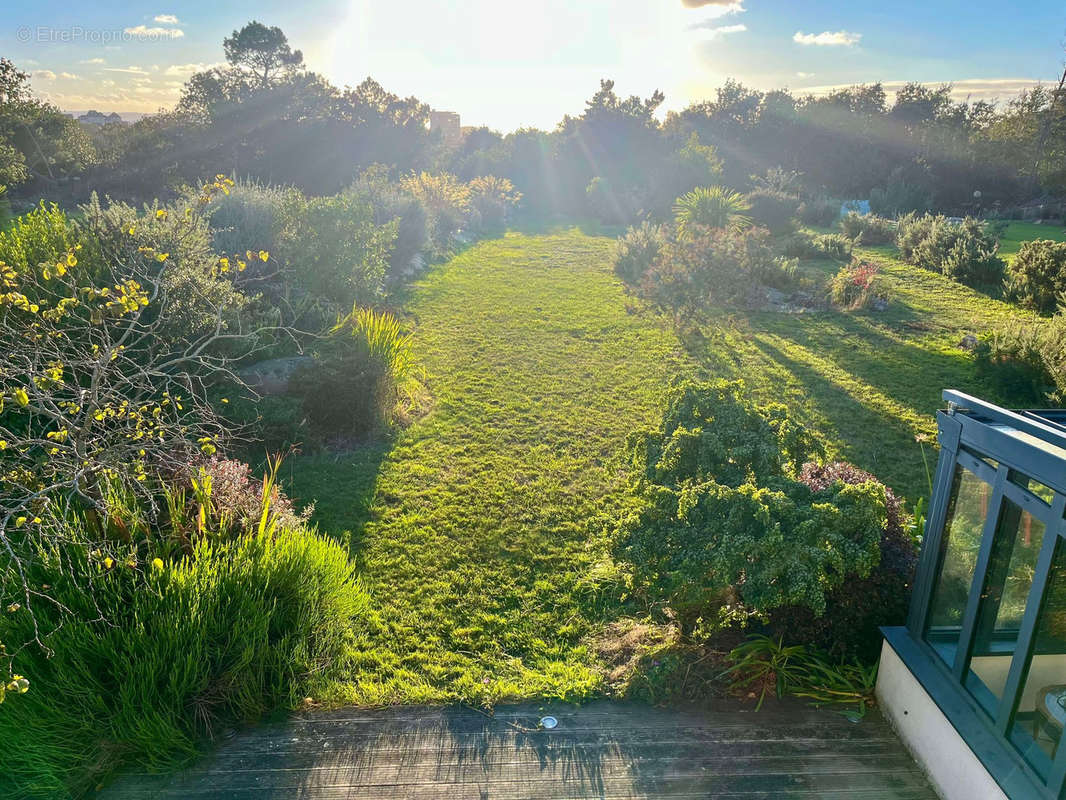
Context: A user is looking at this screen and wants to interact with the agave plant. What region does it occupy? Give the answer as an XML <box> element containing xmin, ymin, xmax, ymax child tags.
<box><xmin>673</xmin><ymin>186</ymin><xmax>752</xmax><ymax>237</ymax></box>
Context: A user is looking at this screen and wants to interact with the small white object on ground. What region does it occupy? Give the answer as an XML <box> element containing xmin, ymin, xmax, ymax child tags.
<box><xmin>539</xmin><ymin>716</ymin><xmax>558</xmax><ymax>729</ymax></box>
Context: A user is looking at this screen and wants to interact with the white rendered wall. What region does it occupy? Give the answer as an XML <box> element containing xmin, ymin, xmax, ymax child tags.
<box><xmin>876</xmin><ymin>639</ymin><xmax>1008</xmax><ymax>800</ymax></box>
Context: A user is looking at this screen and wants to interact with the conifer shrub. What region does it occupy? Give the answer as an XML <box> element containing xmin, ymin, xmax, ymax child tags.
<box><xmin>1006</xmin><ymin>239</ymin><xmax>1066</xmax><ymax>314</ymax></box>
<box><xmin>610</xmin><ymin>380</ymin><xmax>888</xmax><ymax>632</ymax></box>
<box><xmin>744</xmin><ymin>188</ymin><xmax>800</xmax><ymax>233</ymax></box>
<box><xmin>613</xmin><ymin>221</ymin><xmax>665</xmax><ymax>286</ymax></box>
<box><xmin>767</xmin><ymin>462</ymin><xmax>917</xmax><ymax>661</ymax></box>
<box><xmin>896</xmin><ymin>213</ymin><xmax>1005</xmax><ymax>289</ymax></box>
<box><xmin>975</xmin><ymin>315</ymin><xmax>1066</xmax><ymax>405</ymax></box>
<box><xmin>839</xmin><ymin>212</ymin><xmax>896</xmax><ymax>245</ymax></box>
<box><xmin>796</xmin><ymin>196</ymin><xmax>840</xmax><ymax>227</ymax></box>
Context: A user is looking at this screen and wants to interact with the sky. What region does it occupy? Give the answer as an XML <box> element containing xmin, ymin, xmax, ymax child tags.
<box><xmin>3</xmin><ymin>0</ymin><xmax>1065</xmax><ymax>131</ymax></box>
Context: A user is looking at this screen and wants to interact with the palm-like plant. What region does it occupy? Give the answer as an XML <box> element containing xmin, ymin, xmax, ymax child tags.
<box><xmin>673</xmin><ymin>186</ymin><xmax>752</xmax><ymax>237</ymax></box>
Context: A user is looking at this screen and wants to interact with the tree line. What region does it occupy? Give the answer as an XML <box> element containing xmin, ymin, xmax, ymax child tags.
<box><xmin>2</xmin><ymin>21</ymin><xmax>1066</xmax><ymax>221</ymax></box>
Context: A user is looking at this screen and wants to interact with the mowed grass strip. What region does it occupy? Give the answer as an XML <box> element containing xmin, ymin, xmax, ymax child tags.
<box><xmin>292</xmin><ymin>229</ymin><xmax>691</xmax><ymax>705</ymax></box>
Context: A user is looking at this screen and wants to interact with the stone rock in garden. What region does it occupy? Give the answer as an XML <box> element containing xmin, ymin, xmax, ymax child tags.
<box><xmin>765</xmin><ymin>288</ymin><xmax>788</xmax><ymax>306</ymax></box>
<box><xmin>959</xmin><ymin>333</ymin><xmax>979</xmax><ymax>351</ymax></box>
<box><xmin>238</xmin><ymin>355</ymin><xmax>313</xmax><ymax>396</ymax></box>
<box><xmin>871</xmin><ymin>297</ymin><xmax>890</xmax><ymax>312</ymax></box>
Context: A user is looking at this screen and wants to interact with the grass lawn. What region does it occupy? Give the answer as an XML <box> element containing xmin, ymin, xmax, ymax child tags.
<box><xmin>685</xmin><ymin>243</ymin><xmax>1041</xmax><ymax>501</ymax></box>
<box><xmin>285</xmin><ymin>226</ymin><xmax>1046</xmax><ymax>707</ymax></box>
<box><xmin>999</xmin><ymin>220</ymin><xmax>1066</xmax><ymax>261</ymax></box>
<box><xmin>290</xmin><ymin>230</ymin><xmax>692</xmax><ymax>705</ymax></box>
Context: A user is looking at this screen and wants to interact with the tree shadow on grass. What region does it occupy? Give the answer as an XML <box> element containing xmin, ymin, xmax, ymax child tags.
<box><xmin>743</xmin><ymin>334</ymin><xmax>931</xmax><ymax>498</ymax></box>
<box><xmin>283</xmin><ymin>437</ymin><xmax>395</xmax><ymax>559</ymax></box>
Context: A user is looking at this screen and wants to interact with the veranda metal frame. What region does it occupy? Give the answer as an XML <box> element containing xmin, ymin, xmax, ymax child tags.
<box><xmin>886</xmin><ymin>390</ymin><xmax>1066</xmax><ymax>799</ymax></box>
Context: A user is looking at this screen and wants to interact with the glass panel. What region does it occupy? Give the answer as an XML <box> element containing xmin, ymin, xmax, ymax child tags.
<box><xmin>925</xmin><ymin>465</ymin><xmax>993</xmax><ymax>665</ymax></box>
<box><xmin>1008</xmin><ymin>540</ymin><xmax>1066</xmax><ymax>783</ymax></box>
<box><xmin>1010</xmin><ymin>469</ymin><xmax>1056</xmax><ymax>507</ymax></box>
<box><xmin>964</xmin><ymin>500</ymin><xmax>1048</xmax><ymax>715</ymax></box>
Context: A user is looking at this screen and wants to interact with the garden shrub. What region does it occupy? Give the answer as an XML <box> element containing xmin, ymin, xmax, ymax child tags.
<box><xmin>0</xmin><ymin>523</ymin><xmax>366</xmax><ymax>799</ymax></box>
<box><xmin>975</xmin><ymin>315</ymin><xmax>1066</xmax><ymax>405</ymax></box>
<box><xmin>205</xmin><ymin>179</ymin><xmax>306</xmax><ymax>265</ymax></box>
<box><xmin>829</xmin><ymin>261</ymin><xmax>886</xmax><ymax>310</ymax></box>
<box><xmin>586</xmin><ymin>176</ymin><xmax>644</xmax><ymax>225</ymax></box>
<box><xmin>0</xmin><ymin>200</ymin><xmax>76</xmax><ymax>272</ymax></box>
<box><xmin>783</xmin><ymin>231</ymin><xmax>853</xmax><ymax>261</ymax></box>
<box><xmin>78</xmin><ymin>191</ymin><xmax>252</xmax><ymax>344</ymax></box>
<box><xmin>467</xmin><ymin>175</ymin><xmax>522</xmax><ymax>232</ymax></box>
<box><xmin>399</xmin><ymin>171</ymin><xmax>471</xmax><ymax>255</ymax></box>
<box><xmin>297</xmin><ymin>193</ymin><xmax>398</xmax><ymax>316</ymax></box>
<box><xmin>290</xmin><ymin>306</ymin><xmax>414</xmax><ymax>438</ymax></box>
<box><xmin>896</xmin><ymin>213</ymin><xmax>1005</xmax><ymax>288</ymax></box>
<box><xmin>743</xmin><ymin>188</ymin><xmax>800</xmax><ymax>234</ymax></box>
<box><xmin>613</xmin><ymin>221</ymin><xmax>665</xmax><ymax>286</ymax></box>
<box><xmin>839</xmin><ymin>212</ymin><xmax>895</xmax><ymax>245</ymax></box>
<box><xmin>767</xmin><ymin>462</ymin><xmax>917</xmax><ymax>661</ymax></box>
<box><xmin>639</xmin><ymin>227</ymin><xmax>795</xmax><ymax>323</ymax></box>
<box><xmin>796</xmin><ymin>196</ymin><xmax>840</xmax><ymax>227</ymax></box>
<box><xmin>1006</xmin><ymin>239</ymin><xmax>1066</xmax><ymax>313</ymax></box>
<box><xmin>196</xmin><ymin>457</ymin><xmax>313</xmax><ymax>534</ymax></box>
<box><xmin>611</xmin><ymin>380</ymin><xmax>887</xmax><ymax>631</ymax></box>
<box><xmin>0</xmin><ymin>178</ymin><xmax>264</xmax><ymax>569</ymax></box>
<box><xmin>349</xmin><ymin>165</ymin><xmax>430</xmax><ymax>285</ymax></box>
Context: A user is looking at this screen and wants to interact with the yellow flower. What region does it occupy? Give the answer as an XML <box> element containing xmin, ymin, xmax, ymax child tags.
<box><xmin>156</xmin><ymin>253</ymin><xmax>169</xmax><ymax>263</ymax></box>
<box><xmin>103</xmin><ymin>557</ymin><xmax>114</xmax><ymax>570</ymax></box>
<box><xmin>155</xmin><ymin>209</ymin><xmax>167</xmax><ymax>220</ymax></box>
<box><xmin>151</xmin><ymin>558</ymin><xmax>165</xmax><ymax>571</ymax></box>
<box><xmin>258</xmin><ymin>250</ymin><xmax>269</xmax><ymax>262</ymax></box>
<box><xmin>14</xmin><ymin>388</ymin><xmax>28</xmax><ymax>407</ymax></box>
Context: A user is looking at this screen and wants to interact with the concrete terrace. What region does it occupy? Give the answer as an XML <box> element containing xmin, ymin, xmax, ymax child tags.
<box><xmin>101</xmin><ymin>700</ymin><xmax>938</xmax><ymax>799</ymax></box>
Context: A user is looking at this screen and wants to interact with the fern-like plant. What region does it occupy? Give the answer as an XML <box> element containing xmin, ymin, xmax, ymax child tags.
<box><xmin>673</xmin><ymin>186</ymin><xmax>752</xmax><ymax>237</ymax></box>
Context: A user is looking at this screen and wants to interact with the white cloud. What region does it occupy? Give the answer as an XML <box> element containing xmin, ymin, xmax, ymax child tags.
<box><xmin>154</xmin><ymin>14</ymin><xmax>180</xmax><ymax>24</ymax></box>
<box><xmin>793</xmin><ymin>30</ymin><xmax>862</xmax><ymax>47</ymax></box>
<box><xmin>796</xmin><ymin>72</ymin><xmax>815</xmax><ymax>78</ymax></box>
<box><xmin>33</xmin><ymin>70</ymin><xmax>57</xmax><ymax>80</ymax></box>
<box><xmin>696</xmin><ymin>23</ymin><xmax>747</xmax><ymax>39</ymax></box>
<box><xmin>163</xmin><ymin>62</ymin><xmax>218</xmax><ymax>77</ymax></box>
<box><xmin>80</xmin><ymin>58</ymin><xmax>106</xmax><ymax>65</ymax></box>
<box><xmin>687</xmin><ymin>1</ymin><xmax>744</xmax><ymax>19</ymax></box>
<box><xmin>124</xmin><ymin>25</ymin><xmax>184</xmax><ymax>39</ymax></box>
<box><xmin>682</xmin><ymin>0</ymin><xmax>740</xmax><ymax>7</ymax></box>
<box><xmin>58</xmin><ymin>72</ymin><xmax>79</xmax><ymax>80</ymax></box>
<box><xmin>798</xmin><ymin>78</ymin><xmax>1046</xmax><ymax>103</ymax></box>
<box><xmin>104</xmin><ymin>66</ymin><xmax>150</xmax><ymax>74</ymax></box>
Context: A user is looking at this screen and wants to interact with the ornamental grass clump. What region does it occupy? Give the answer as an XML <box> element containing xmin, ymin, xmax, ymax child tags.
<box><xmin>290</xmin><ymin>306</ymin><xmax>415</xmax><ymax>438</ymax></box>
<box><xmin>0</xmin><ymin>516</ymin><xmax>367</xmax><ymax>799</ymax></box>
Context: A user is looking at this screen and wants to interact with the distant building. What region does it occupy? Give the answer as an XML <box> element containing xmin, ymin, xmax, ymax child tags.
<box><xmin>77</xmin><ymin>110</ymin><xmax>124</xmax><ymax>126</ymax></box>
<box><xmin>429</xmin><ymin>110</ymin><xmax>461</xmax><ymax>145</ymax></box>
